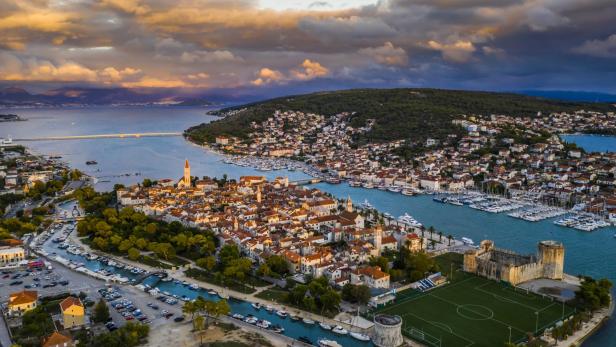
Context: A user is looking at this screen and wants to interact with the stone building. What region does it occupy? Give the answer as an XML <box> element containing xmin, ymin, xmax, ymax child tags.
<box><xmin>372</xmin><ymin>314</ymin><xmax>403</xmax><ymax>347</ymax></box>
<box><xmin>463</xmin><ymin>240</ymin><xmax>565</xmax><ymax>286</ymax></box>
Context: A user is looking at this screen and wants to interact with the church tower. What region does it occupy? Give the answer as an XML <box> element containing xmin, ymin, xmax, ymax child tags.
<box><xmin>346</xmin><ymin>195</ymin><xmax>353</xmax><ymax>212</ymax></box>
<box><xmin>256</xmin><ymin>185</ymin><xmax>262</xmax><ymax>203</ymax></box>
<box><xmin>374</xmin><ymin>224</ymin><xmax>383</xmax><ymax>256</ymax></box>
<box><xmin>183</xmin><ymin>159</ymin><xmax>191</xmax><ymax>187</ymax></box>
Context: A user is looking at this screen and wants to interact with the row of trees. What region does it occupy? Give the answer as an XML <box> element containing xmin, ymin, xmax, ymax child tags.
<box><xmin>574</xmin><ymin>276</ymin><xmax>612</xmax><ymax>311</ymax></box>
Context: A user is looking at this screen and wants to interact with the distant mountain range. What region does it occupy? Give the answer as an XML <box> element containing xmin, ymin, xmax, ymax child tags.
<box><xmin>1</xmin><ymin>86</ymin><xmax>614</xmax><ymax>108</ymax></box>
<box><xmin>0</xmin><ymin>87</ymin><xmax>215</xmax><ymax>107</ymax></box>
<box><xmin>517</xmin><ymin>90</ymin><xmax>616</xmax><ymax>103</ymax></box>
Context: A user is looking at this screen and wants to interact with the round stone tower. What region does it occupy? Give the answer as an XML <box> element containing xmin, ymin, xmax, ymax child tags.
<box><xmin>539</xmin><ymin>240</ymin><xmax>565</xmax><ymax>280</ymax></box>
<box><xmin>373</xmin><ymin>314</ymin><xmax>403</xmax><ymax>347</ymax></box>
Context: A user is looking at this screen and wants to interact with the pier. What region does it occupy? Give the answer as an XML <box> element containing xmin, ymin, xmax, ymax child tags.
<box><xmin>13</xmin><ymin>132</ymin><xmax>182</xmax><ymax>141</ymax></box>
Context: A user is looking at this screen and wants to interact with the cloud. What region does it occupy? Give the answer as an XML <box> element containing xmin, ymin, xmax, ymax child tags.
<box><xmin>252</xmin><ymin>68</ymin><xmax>286</xmax><ymax>86</ymax></box>
<box><xmin>291</xmin><ymin>59</ymin><xmax>330</xmax><ymax>80</ymax></box>
<box><xmin>120</xmin><ymin>77</ymin><xmax>193</xmax><ymax>88</ymax></box>
<box><xmin>180</xmin><ymin>50</ymin><xmax>243</xmax><ymax>63</ymax></box>
<box><xmin>427</xmin><ymin>40</ymin><xmax>476</xmax><ymax>63</ymax></box>
<box><xmin>359</xmin><ymin>42</ymin><xmax>408</xmax><ymax>66</ymax></box>
<box><xmin>572</xmin><ymin>34</ymin><xmax>616</xmax><ymax>58</ymax></box>
<box><xmin>252</xmin><ymin>59</ymin><xmax>329</xmax><ymax>85</ymax></box>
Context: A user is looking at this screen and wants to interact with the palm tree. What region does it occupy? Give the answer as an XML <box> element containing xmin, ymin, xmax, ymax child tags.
<box><xmin>447</xmin><ymin>234</ymin><xmax>453</xmax><ymax>246</ymax></box>
<box><xmin>420</xmin><ymin>225</ymin><xmax>425</xmax><ymax>239</ymax></box>
<box><xmin>428</xmin><ymin>226</ymin><xmax>435</xmax><ymax>240</ymax></box>
<box><xmin>429</xmin><ymin>239</ymin><xmax>437</xmax><ymax>250</ymax></box>
<box><xmin>438</xmin><ymin>231</ymin><xmax>443</xmax><ymax>242</ymax></box>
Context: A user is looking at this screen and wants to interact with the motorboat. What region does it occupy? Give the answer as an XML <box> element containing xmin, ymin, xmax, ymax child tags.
<box><xmin>302</xmin><ymin>318</ymin><xmax>315</xmax><ymax>325</ymax></box>
<box><xmin>349</xmin><ymin>332</ymin><xmax>370</xmax><ymax>341</ymax></box>
<box><xmin>319</xmin><ymin>322</ymin><xmax>332</xmax><ymax>330</ymax></box>
<box><xmin>245</xmin><ymin>316</ymin><xmax>258</xmax><ymax>324</ymax></box>
<box><xmin>256</xmin><ymin>319</ymin><xmax>271</xmax><ymax>329</ymax></box>
<box><xmin>265</xmin><ymin>305</ymin><xmax>274</xmax><ymax>312</ymax></box>
<box><xmin>251</xmin><ymin>302</ymin><xmax>262</xmax><ymax>310</ymax></box>
<box><xmin>272</xmin><ymin>324</ymin><xmax>285</xmax><ymax>333</ymax></box>
<box><xmin>208</xmin><ymin>289</ymin><xmax>217</xmax><ymax>295</ymax></box>
<box><xmin>291</xmin><ymin>315</ymin><xmax>301</xmax><ymax>321</ymax></box>
<box><xmin>318</xmin><ymin>339</ymin><xmax>342</xmax><ymax>347</ymax></box>
<box><xmin>232</xmin><ymin>313</ymin><xmax>244</xmax><ymax>320</ymax></box>
<box><xmin>275</xmin><ymin>310</ymin><xmax>288</xmax><ymax>318</ymax></box>
<box><xmin>332</xmin><ymin>326</ymin><xmax>348</xmax><ymax>335</ymax></box>
<box><xmin>461</xmin><ymin>237</ymin><xmax>474</xmax><ymax>245</ymax></box>
<box><xmin>360</xmin><ymin>199</ymin><xmax>373</xmax><ymax>209</ymax></box>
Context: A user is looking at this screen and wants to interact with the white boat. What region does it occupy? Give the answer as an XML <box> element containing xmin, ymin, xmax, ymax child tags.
<box><xmin>318</xmin><ymin>339</ymin><xmax>342</xmax><ymax>347</ymax></box>
<box><xmin>360</xmin><ymin>199</ymin><xmax>373</xmax><ymax>209</ymax></box>
<box><xmin>245</xmin><ymin>316</ymin><xmax>258</xmax><ymax>324</ymax></box>
<box><xmin>349</xmin><ymin>332</ymin><xmax>370</xmax><ymax>341</ymax></box>
<box><xmin>302</xmin><ymin>318</ymin><xmax>315</xmax><ymax>325</ymax></box>
<box><xmin>208</xmin><ymin>289</ymin><xmax>217</xmax><ymax>295</ymax></box>
<box><xmin>319</xmin><ymin>322</ymin><xmax>332</xmax><ymax>330</ymax></box>
<box><xmin>251</xmin><ymin>302</ymin><xmax>262</xmax><ymax>310</ymax></box>
<box><xmin>332</xmin><ymin>326</ymin><xmax>348</xmax><ymax>335</ymax></box>
<box><xmin>256</xmin><ymin>319</ymin><xmax>271</xmax><ymax>329</ymax></box>
<box><xmin>189</xmin><ymin>284</ymin><xmax>199</xmax><ymax>290</ymax></box>
<box><xmin>461</xmin><ymin>237</ymin><xmax>474</xmax><ymax>245</ymax></box>
<box><xmin>275</xmin><ymin>310</ymin><xmax>288</xmax><ymax>318</ymax></box>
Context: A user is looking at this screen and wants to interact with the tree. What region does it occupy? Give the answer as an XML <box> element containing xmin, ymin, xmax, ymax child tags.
<box><xmin>341</xmin><ymin>284</ymin><xmax>371</xmax><ymax>305</ymax></box>
<box><xmin>437</xmin><ymin>231</ymin><xmax>443</xmax><ymax>242</ymax></box>
<box><xmin>127</xmin><ymin>247</ymin><xmax>140</xmax><ymax>261</ymax></box>
<box><xmin>265</xmin><ymin>255</ymin><xmax>290</xmax><ymax>276</ymax></box>
<box><xmin>447</xmin><ymin>234</ymin><xmax>453</xmax><ymax>246</ymax></box>
<box><xmin>93</xmin><ymin>299</ymin><xmax>110</xmax><ymax>323</ymax></box>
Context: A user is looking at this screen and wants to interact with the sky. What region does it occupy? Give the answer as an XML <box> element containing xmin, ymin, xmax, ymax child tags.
<box><xmin>0</xmin><ymin>0</ymin><xmax>615</xmax><ymax>96</ymax></box>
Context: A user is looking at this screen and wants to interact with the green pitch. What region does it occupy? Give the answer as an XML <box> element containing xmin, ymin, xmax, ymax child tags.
<box><xmin>375</xmin><ymin>255</ymin><xmax>576</xmax><ymax>347</ymax></box>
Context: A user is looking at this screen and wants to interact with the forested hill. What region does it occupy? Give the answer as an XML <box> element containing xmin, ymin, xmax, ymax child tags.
<box><xmin>185</xmin><ymin>88</ymin><xmax>613</xmax><ymax>144</ymax></box>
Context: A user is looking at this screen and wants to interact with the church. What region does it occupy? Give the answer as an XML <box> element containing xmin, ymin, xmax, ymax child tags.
<box><xmin>177</xmin><ymin>159</ymin><xmax>192</xmax><ymax>188</ymax></box>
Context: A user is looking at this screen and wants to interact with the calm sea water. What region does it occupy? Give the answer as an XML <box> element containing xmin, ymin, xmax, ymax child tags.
<box><xmin>2</xmin><ymin>107</ymin><xmax>615</xmax><ymax>346</ymax></box>
<box><xmin>561</xmin><ymin>134</ymin><xmax>616</xmax><ymax>153</ymax></box>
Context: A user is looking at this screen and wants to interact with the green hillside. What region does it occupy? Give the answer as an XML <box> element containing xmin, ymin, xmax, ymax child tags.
<box><xmin>185</xmin><ymin>88</ymin><xmax>612</xmax><ymax>145</ymax></box>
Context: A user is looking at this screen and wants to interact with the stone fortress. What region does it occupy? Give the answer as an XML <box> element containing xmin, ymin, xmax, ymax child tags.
<box><xmin>463</xmin><ymin>240</ymin><xmax>565</xmax><ymax>286</ymax></box>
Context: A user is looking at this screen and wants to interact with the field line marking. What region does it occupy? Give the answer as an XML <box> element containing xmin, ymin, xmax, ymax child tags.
<box><xmin>402</xmin><ymin>311</ymin><xmax>476</xmax><ymax>347</ymax></box>
<box><xmin>473</xmin><ymin>285</ymin><xmax>546</xmax><ymax>312</ymax></box>
<box><xmin>379</xmin><ymin>276</ymin><xmax>477</xmax><ymax>313</ymax></box>
<box><xmin>428</xmin><ymin>293</ymin><xmax>527</xmax><ymax>335</ymax></box>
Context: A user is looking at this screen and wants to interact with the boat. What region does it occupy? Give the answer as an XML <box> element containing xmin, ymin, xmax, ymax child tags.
<box><xmin>318</xmin><ymin>339</ymin><xmax>342</xmax><ymax>347</ymax></box>
<box><xmin>189</xmin><ymin>284</ymin><xmax>199</xmax><ymax>290</ymax></box>
<box><xmin>245</xmin><ymin>316</ymin><xmax>258</xmax><ymax>324</ymax></box>
<box><xmin>272</xmin><ymin>324</ymin><xmax>285</xmax><ymax>333</ymax></box>
<box><xmin>319</xmin><ymin>322</ymin><xmax>332</xmax><ymax>330</ymax></box>
<box><xmin>387</xmin><ymin>186</ymin><xmax>401</xmax><ymax>193</ymax></box>
<box><xmin>208</xmin><ymin>289</ymin><xmax>217</xmax><ymax>295</ymax></box>
<box><xmin>360</xmin><ymin>199</ymin><xmax>373</xmax><ymax>209</ymax></box>
<box><xmin>251</xmin><ymin>302</ymin><xmax>262</xmax><ymax>310</ymax></box>
<box><xmin>401</xmin><ymin>188</ymin><xmax>415</xmax><ymax>196</ymax></box>
<box><xmin>265</xmin><ymin>305</ymin><xmax>274</xmax><ymax>312</ymax></box>
<box><xmin>291</xmin><ymin>315</ymin><xmax>301</xmax><ymax>321</ymax></box>
<box><xmin>348</xmin><ymin>181</ymin><xmax>362</xmax><ymax>187</ymax></box>
<box><xmin>232</xmin><ymin>313</ymin><xmax>244</xmax><ymax>320</ymax></box>
<box><xmin>298</xmin><ymin>336</ymin><xmax>313</xmax><ymax>345</ymax></box>
<box><xmin>218</xmin><ymin>292</ymin><xmax>229</xmax><ymax>299</ymax></box>
<box><xmin>256</xmin><ymin>319</ymin><xmax>271</xmax><ymax>329</ymax></box>
<box><xmin>85</xmin><ymin>160</ymin><xmax>98</xmax><ymax>165</ymax></box>
<box><xmin>461</xmin><ymin>237</ymin><xmax>474</xmax><ymax>245</ymax></box>
<box><xmin>161</xmin><ymin>277</ymin><xmax>173</xmax><ymax>282</ymax></box>
<box><xmin>302</xmin><ymin>318</ymin><xmax>315</xmax><ymax>325</ymax></box>
<box><xmin>349</xmin><ymin>332</ymin><xmax>370</xmax><ymax>341</ymax></box>
<box><xmin>275</xmin><ymin>310</ymin><xmax>288</xmax><ymax>318</ymax></box>
<box><xmin>332</xmin><ymin>326</ymin><xmax>348</xmax><ymax>335</ymax></box>
<box><xmin>362</xmin><ymin>182</ymin><xmax>375</xmax><ymax>189</ymax></box>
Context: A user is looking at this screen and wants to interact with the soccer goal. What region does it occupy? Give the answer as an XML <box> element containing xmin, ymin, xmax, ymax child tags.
<box><xmin>405</xmin><ymin>327</ymin><xmax>442</xmax><ymax>347</ymax></box>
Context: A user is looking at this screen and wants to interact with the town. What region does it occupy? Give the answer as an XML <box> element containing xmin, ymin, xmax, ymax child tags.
<box><xmin>209</xmin><ymin>108</ymin><xmax>616</xmax><ymax>231</ymax></box>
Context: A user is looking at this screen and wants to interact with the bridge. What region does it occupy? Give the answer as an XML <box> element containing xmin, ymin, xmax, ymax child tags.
<box><xmin>291</xmin><ymin>178</ymin><xmax>322</xmax><ymax>185</ymax></box>
<box><xmin>13</xmin><ymin>132</ymin><xmax>183</xmax><ymax>141</ymax></box>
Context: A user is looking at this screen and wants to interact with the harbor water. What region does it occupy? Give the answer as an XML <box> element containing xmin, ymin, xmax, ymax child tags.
<box><xmin>2</xmin><ymin>107</ymin><xmax>616</xmax><ymax>346</ymax></box>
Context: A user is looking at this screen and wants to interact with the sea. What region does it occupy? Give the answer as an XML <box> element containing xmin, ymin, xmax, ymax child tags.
<box><xmin>1</xmin><ymin>106</ymin><xmax>615</xmax><ymax>346</ymax></box>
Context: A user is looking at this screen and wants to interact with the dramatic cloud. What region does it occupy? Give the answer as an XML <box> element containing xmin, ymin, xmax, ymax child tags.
<box><xmin>359</xmin><ymin>42</ymin><xmax>408</xmax><ymax>66</ymax></box>
<box><xmin>0</xmin><ymin>0</ymin><xmax>614</xmax><ymax>93</ymax></box>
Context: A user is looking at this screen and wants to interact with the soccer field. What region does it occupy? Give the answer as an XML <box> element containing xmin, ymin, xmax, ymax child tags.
<box><xmin>376</xmin><ymin>264</ymin><xmax>576</xmax><ymax>346</ymax></box>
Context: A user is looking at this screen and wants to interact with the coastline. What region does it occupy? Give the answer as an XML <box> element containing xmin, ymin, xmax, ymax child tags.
<box><xmin>555</xmin><ymin>294</ymin><xmax>614</xmax><ymax>347</ymax></box>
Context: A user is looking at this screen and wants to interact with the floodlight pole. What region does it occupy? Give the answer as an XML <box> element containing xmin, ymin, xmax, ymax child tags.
<box><xmin>508</xmin><ymin>326</ymin><xmax>512</xmax><ymax>344</ymax></box>
<box><xmin>535</xmin><ymin>311</ymin><xmax>539</xmax><ymax>333</ymax></box>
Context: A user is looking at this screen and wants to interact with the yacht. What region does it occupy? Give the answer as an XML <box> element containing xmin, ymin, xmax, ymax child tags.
<box><xmin>319</xmin><ymin>322</ymin><xmax>332</xmax><ymax>330</ymax></box>
<box><xmin>332</xmin><ymin>326</ymin><xmax>348</xmax><ymax>335</ymax></box>
<box><xmin>275</xmin><ymin>310</ymin><xmax>288</xmax><ymax>318</ymax></box>
<box><xmin>401</xmin><ymin>188</ymin><xmax>415</xmax><ymax>196</ymax></box>
<box><xmin>272</xmin><ymin>324</ymin><xmax>285</xmax><ymax>333</ymax></box>
<box><xmin>461</xmin><ymin>237</ymin><xmax>474</xmax><ymax>245</ymax></box>
<box><xmin>302</xmin><ymin>318</ymin><xmax>315</xmax><ymax>325</ymax></box>
<box><xmin>256</xmin><ymin>320</ymin><xmax>271</xmax><ymax>329</ymax></box>
<box><xmin>265</xmin><ymin>305</ymin><xmax>274</xmax><ymax>312</ymax></box>
<box><xmin>362</xmin><ymin>182</ymin><xmax>375</xmax><ymax>189</ymax></box>
<box><xmin>348</xmin><ymin>181</ymin><xmax>362</xmax><ymax>188</ymax></box>
<box><xmin>251</xmin><ymin>302</ymin><xmax>262</xmax><ymax>310</ymax></box>
<box><xmin>208</xmin><ymin>289</ymin><xmax>217</xmax><ymax>295</ymax></box>
<box><xmin>318</xmin><ymin>339</ymin><xmax>342</xmax><ymax>347</ymax></box>
<box><xmin>360</xmin><ymin>199</ymin><xmax>373</xmax><ymax>209</ymax></box>
<box><xmin>232</xmin><ymin>313</ymin><xmax>244</xmax><ymax>320</ymax></box>
<box><xmin>387</xmin><ymin>186</ymin><xmax>401</xmax><ymax>193</ymax></box>
<box><xmin>350</xmin><ymin>332</ymin><xmax>371</xmax><ymax>341</ymax></box>
<box><xmin>245</xmin><ymin>316</ymin><xmax>258</xmax><ymax>325</ymax></box>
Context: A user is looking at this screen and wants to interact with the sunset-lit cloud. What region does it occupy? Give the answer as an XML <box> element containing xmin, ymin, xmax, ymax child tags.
<box><xmin>0</xmin><ymin>0</ymin><xmax>614</xmax><ymax>93</ymax></box>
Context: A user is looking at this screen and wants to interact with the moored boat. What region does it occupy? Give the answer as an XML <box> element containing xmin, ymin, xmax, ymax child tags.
<box><xmin>318</xmin><ymin>339</ymin><xmax>342</xmax><ymax>347</ymax></box>
<box><xmin>350</xmin><ymin>332</ymin><xmax>370</xmax><ymax>341</ymax></box>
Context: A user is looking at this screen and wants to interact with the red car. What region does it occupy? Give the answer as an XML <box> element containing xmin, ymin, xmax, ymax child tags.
<box><xmin>125</xmin><ymin>316</ymin><xmax>134</xmax><ymax>321</ymax></box>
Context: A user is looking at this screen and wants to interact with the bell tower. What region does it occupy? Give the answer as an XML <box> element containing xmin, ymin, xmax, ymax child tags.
<box><xmin>183</xmin><ymin>159</ymin><xmax>191</xmax><ymax>187</ymax></box>
<box><xmin>346</xmin><ymin>195</ymin><xmax>353</xmax><ymax>212</ymax></box>
<box><xmin>256</xmin><ymin>185</ymin><xmax>262</xmax><ymax>203</ymax></box>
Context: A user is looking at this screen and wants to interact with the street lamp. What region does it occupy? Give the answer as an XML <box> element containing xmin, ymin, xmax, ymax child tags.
<box><xmin>535</xmin><ymin>311</ymin><xmax>539</xmax><ymax>333</ymax></box>
<box><xmin>508</xmin><ymin>326</ymin><xmax>512</xmax><ymax>344</ymax></box>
